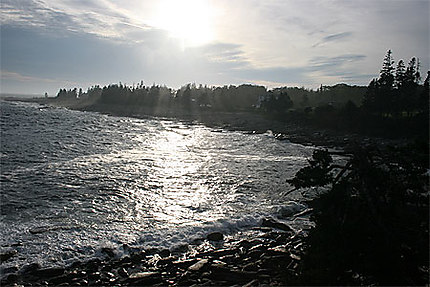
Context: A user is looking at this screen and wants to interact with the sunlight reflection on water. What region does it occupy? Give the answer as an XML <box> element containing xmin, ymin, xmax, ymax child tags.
<box><xmin>1</xmin><ymin>101</ymin><xmax>314</xmax><ymax>268</ymax></box>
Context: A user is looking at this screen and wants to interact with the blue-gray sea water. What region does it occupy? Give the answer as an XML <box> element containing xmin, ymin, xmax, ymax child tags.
<box><xmin>0</xmin><ymin>100</ymin><xmax>313</xmax><ymax>270</ymax></box>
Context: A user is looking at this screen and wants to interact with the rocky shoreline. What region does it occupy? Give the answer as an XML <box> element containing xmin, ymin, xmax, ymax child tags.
<box><xmin>1</xmin><ymin>216</ymin><xmax>308</xmax><ymax>286</ymax></box>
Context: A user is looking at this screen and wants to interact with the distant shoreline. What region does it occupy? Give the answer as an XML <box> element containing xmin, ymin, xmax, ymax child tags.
<box><xmin>4</xmin><ymin>96</ymin><xmax>406</xmax><ymax>150</ymax></box>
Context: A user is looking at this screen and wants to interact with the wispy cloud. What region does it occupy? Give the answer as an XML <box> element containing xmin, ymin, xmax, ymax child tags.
<box><xmin>313</xmin><ymin>32</ymin><xmax>353</xmax><ymax>47</ymax></box>
<box><xmin>309</xmin><ymin>54</ymin><xmax>366</xmax><ymax>69</ymax></box>
<box><xmin>1</xmin><ymin>70</ymin><xmax>76</xmax><ymax>85</ymax></box>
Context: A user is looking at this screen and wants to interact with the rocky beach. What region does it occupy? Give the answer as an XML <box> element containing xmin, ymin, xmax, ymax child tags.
<box><xmin>2</xmin><ymin>214</ymin><xmax>308</xmax><ymax>286</ymax></box>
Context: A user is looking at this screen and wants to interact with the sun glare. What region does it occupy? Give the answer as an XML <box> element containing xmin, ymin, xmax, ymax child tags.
<box><xmin>152</xmin><ymin>0</ymin><xmax>214</xmax><ymax>46</ymax></box>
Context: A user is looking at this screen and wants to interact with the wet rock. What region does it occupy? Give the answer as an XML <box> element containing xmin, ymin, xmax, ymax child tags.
<box><xmin>101</xmin><ymin>247</ymin><xmax>116</xmax><ymax>258</ymax></box>
<box><xmin>242</xmin><ymin>262</ymin><xmax>259</xmax><ymax>272</ymax></box>
<box><xmin>207</xmin><ymin>232</ymin><xmax>223</xmax><ymax>241</ymax></box>
<box><xmin>130</xmin><ymin>251</ymin><xmax>146</xmax><ymax>263</ymax></box>
<box><xmin>238</xmin><ymin>239</ymin><xmax>252</xmax><ymax>249</ymax></box>
<box><xmin>267</xmin><ymin>245</ymin><xmax>289</xmax><ymax>255</ymax></box>
<box><xmin>208</xmin><ymin>248</ymin><xmax>236</xmax><ymax>258</ymax></box>
<box><xmin>69</xmin><ymin>261</ymin><xmax>83</xmax><ymax>269</ymax></box>
<box><xmin>129</xmin><ymin>271</ymin><xmax>159</xmax><ymax>279</ymax></box>
<box><xmin>293</xmin><ymin>208</ymin><xmax>313</xmax><ymax>218</ymax></box>
<box><xmin>159</xmin><ymin>248</ymin><xmax>170</xmax><ymax>257</ymax></box>
<box><xmin>145</xmin><ymin>247</ymin><xmax>160</xmax><ymax>255</ymax></box>
<box><xmin>119</xmin><ymin>255</ymin><xmax>132</xmax><ymax>265</ymax></box>
<box><xmin>277</xmin><ymin>202</ymin><xmax>306</xmax><ymax>218</ymax></box>
<box><xmin>127</xmin><ymin>271</ymin><xmax>162</xmax><ymax>285</ymax></box>
<box><xmin>88</xmin><ymin>271</ymin><xmax>101</xmax><ymax>281</ymax></box>
<box><xmin>29</xmin><ymin>226</ymin><xmax>49</xmax><ymax>234</ymax></box>
<box><xmin>1</xmin><ymin>273</ymin><xmax>18</xmax><ymax>284</ymax></box>
<box><xmin>36</xmin><ymin>267</ymin><xmax>65</xmax><ymax>278</ymax></box>
<box><xmin>188</xmin><ymin>259</ymin><xmax>209</xmax><ymax>271</ymax></box>
<box><xmin>173</xmin><ymin>258</ymin><xmax>199</xmax><ymax>270</ymax></box>
<box><xmin>243</xmin><ymin>279</ymin><xmax>260</xmax><ymax>287</ymax></box>
<box><xmin>290</xmin><ymin>253</ymin><xmax>301</xmax><ymax>261</ymax></box>
<box><xmin>157</xmin><ymin>256</ymin><xmax>175</xmax><ymax>267</ymax></box>
<box><xmin>171</xmin><ymin>243</ymin><xmax>189</xmax><ymax>254</ymax></box>
<box><xmin>247</xmin><ymin>249</ymin><xmax>264</xmax><ymax>259</ymax></box>
<box><xmin>0</xmin><ymin>250</ymin><xmax>17</xmax><ymax>262</ymax></box>
<box><xmin>274</xmin><ymin>233</ymin><xmax>292</xmax><ymax>245</ymax></box>
<box><xmin>20</xmin><ymin>262</ymin><xmax>41</xmax><ymax>275</ymax></box>
<box><xmin>1</xmin><ymin>266</ymin><xmax>19</xmax><ymax>275</ymax></box>
<box><xmin>209</xmin><ymin>266</ymin><xmax>257</xmax><ymax>283</ymax></box>
<box><xmin>85</xmin><ymin>259</ymin><xmax>102</xmax><ymax>272</ymax></box>
<box><xmin>117</xmin><ymin>267</ymin><xmax>129</xmax><ymax>278</ymax></box>
<box><xmin>261</xmin><ymin>217</ymin><xmax>293</xmax><ymax>232</ymax></box>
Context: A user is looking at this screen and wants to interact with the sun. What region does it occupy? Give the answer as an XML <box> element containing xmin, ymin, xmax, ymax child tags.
<box><xmin>152</xmin><ymin>0</ymin><xmax>214</xmax><ymax>46</ymax></box>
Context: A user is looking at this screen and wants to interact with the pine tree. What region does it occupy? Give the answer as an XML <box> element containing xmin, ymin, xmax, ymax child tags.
<box><xmin>395</xmin><ymin>60</ymin><xmax>406</xmax><ymax>89</ymax></box>
<box><xmin>405</xmin><ymin>57</ymin><xmax>419</xmax><ymax>86</ymax></box>
<box><xmin>379</xmin><ymin>50</ymin><xmax>395</xmax><ymax>89</ymax></box>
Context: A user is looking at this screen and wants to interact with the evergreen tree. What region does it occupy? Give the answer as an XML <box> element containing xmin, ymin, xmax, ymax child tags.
<box><xmin>418</xmin><ymin>71</ymin><xmax>430</xmax><ymax>114</ymax></box>
<box><xmin>378</xmin><ymin>50</ymin><xmax>395</xmax><ymax>89</ymax></box>
<box><xmin>395</xmin><ymin>60</ymin><xmax>406</xmax><ymax>89</ymax></box>
<box><xmin>405</xmin><ymin>57</ymin><xmax>420</xmax><ymax>86</ymax></box>
<box><xmin>362</xmin><ymin>78</ymin><xmax>380</xmax><ymax>114</ymax></box>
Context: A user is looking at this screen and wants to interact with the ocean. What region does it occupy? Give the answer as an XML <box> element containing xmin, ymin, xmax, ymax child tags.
<box><xmin>0</xmin><ymin>100</ymin><xmax>313</xmax><ymax>271</ymax></box>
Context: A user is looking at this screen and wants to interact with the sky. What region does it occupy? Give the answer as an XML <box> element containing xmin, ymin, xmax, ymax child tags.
<box><xmin>1</xmin><ymin>0</ymin><xmax>429</xmax><ymax>96</ymax></box>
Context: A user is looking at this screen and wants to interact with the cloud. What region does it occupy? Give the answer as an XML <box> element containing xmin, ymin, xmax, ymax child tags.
<box><xmin>313</xmin><ymin>32</ymin><xmax>353</xmax><ymax>47</ymax></box>
<box><xmin>309</xmin><ymin>54</ymin><xmax>366</xmax><ymax>70</ymax></box>
<box><xmin>0</xmin><ymin>69</ymin><xmax>78</xmax><ymax>95</ymax></box>
<box><xmin>0</xmin><ymin>0</ymin><xmax>150</xmax><ymax>40</ymax></box>
<box><xmin>306</xmin><ymin>54</ymin><xmax>371</xmax><ymax>84</ymax></box>
<box><xmin>1</xmin><ymin>70</ymin><xmax>58</xmax><ymax>83</ymax></box>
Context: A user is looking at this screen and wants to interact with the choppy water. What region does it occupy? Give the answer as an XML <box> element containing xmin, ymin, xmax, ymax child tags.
<box><xmin>0</xmin><ymin>100</ymin><xmax>313</xmax><ymax>270</ymax></box>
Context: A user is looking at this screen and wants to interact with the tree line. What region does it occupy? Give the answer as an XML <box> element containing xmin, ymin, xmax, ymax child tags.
<box><xmin>363</xmin><ymin>50</ymin><xmax>428</xmax><ymax>117</ymax></box>
<box><xmin>55</xmin><ymin>49</ymin><xmax>428</xmax><ymax>138</ymax></box>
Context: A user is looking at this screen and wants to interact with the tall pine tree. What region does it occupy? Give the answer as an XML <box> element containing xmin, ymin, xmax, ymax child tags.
<box><xmin>378</xmin><ymin>50</ymin><xmax>395</xmax><ymax>89</ymax></box>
